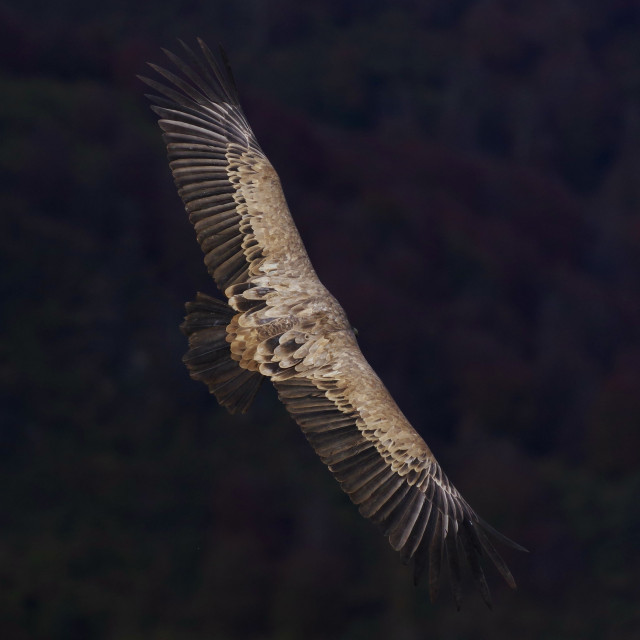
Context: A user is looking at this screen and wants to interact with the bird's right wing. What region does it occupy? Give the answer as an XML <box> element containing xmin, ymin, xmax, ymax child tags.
<box><xmin>251</xmin><ymin>319</ymin><xmax>525</xmax><ymax>608</ymax></box>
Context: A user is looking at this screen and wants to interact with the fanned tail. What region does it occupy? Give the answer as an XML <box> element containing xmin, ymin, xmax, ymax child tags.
<box><xmin>180</xmin><ymin>292</ymin><xmax>264</xmax><ymax>413</ymax></box>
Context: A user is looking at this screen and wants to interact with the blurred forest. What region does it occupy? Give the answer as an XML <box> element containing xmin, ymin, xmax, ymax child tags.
<box><xmin>1</xmin><ymin>1</ymin><xmax>640</xmax><ymax>639</ymax></box>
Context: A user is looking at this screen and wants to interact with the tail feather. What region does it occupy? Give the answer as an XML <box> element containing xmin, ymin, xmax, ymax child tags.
<box><xmin>180</xmin><ymin>292</ymin><xmax>263</xmax><ymax>413</ymax></box>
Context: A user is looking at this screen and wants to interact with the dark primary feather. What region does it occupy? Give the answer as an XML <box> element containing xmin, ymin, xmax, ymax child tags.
<box><xmin>140</xmin><ymin>41</ymin><xmax>264</xmax><ymax>293</ymax></box>
<box><xmin>143</xmin><ymin>40</ymin><xmax>527</xmax><ymax>608</ymax></box>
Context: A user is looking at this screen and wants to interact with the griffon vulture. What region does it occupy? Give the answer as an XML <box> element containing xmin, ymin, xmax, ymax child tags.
<box><xmin>141</xmin><ymin>39</ymin><xmax>525</xmax><ymax>608</ymax></box>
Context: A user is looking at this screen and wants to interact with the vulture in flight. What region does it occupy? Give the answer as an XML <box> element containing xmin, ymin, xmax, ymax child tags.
<box><xmin>141</xmin><ymin>39</ymin><xmax>525</xmax><ymax>608</ymax></box>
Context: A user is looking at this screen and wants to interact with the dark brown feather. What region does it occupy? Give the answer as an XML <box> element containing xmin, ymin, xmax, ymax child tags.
<box><xmin>180</xmin><ymin>293</ymin><xmax>263</xmax><ymax>413</ymax></box>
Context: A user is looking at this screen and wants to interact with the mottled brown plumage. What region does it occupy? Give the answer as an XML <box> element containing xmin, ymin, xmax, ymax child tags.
<box><xmin>141</xmin><ymin>39</ymin><xmax>526</xmax><ymax>608</ymax></box>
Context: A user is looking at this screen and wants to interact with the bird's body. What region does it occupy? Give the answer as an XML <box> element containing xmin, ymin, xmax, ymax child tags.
<box><xmin>142</xmin><ymin>39</ymin><xmax>525</xmax><ymax>608</ymax></box>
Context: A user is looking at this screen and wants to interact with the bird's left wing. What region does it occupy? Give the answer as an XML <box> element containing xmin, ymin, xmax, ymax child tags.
<box><xmin>140</xmin><ymin>40</ymin><xmax>328</xmax><ymax>413</ymax></box>
<box><xmin>140</xmin><ymin>39</ymin><xmax>317</xmax><ymax>295</ymax></box>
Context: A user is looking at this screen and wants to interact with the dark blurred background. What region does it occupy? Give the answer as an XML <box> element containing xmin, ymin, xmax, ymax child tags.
<box><xmin>2</xmin><ymin>1</ymin><xmax>639</xmax><ymax>638</ymax></box>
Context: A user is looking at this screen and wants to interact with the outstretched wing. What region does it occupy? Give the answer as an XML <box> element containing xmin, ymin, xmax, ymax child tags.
<box><xmin>143</xmin><ymin>41</ymin><xmax>525</xmax><ymax>607</ymax></box>
<box><xmin>140</xmin><ymin>39</ymin><xmax>317</xmax><ymax>295</ymax></box>
<box><xmin>244</xmin><ymin>316</ymin><xmax>524</xmax><ymax>608</ymax></box>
